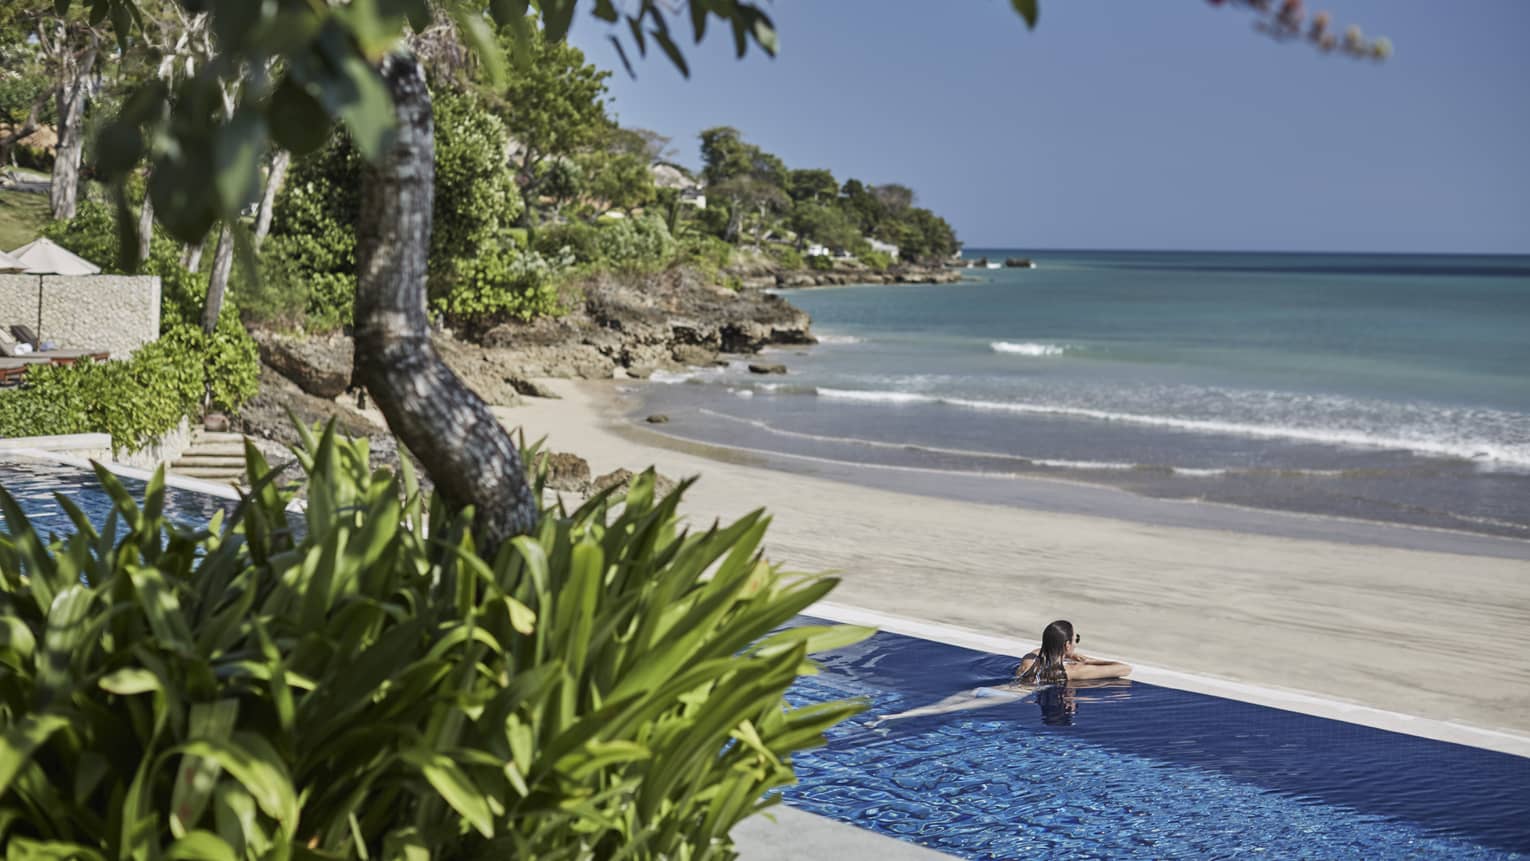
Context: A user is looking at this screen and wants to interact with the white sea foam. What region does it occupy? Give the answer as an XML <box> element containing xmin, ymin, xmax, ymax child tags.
<box><xmin>991</xmin><ymin>341</ymin><xmax>1069</xmax><ymax>357</ymax></box>
<box><xmin>817</xmin><ymin>388</ymin><xmax>932</xmax><ymax>405</ymax></box>
<box><xmin>812</xmin><ymin>387</ymin><xmax>1530</xmax><ymax>468</ymax></box>
<box><xmin>1029</xmin><ymin>458</ymin><xmax>1140</xmax><ymax>471</ymax></box>
<box><xmin>816</xmin><ymin>333</ymin><xmax>865</xmax><ymax>345</ymax></box>
<box><xmin>648</xmin><ymin>370</ymin><xmax>698</xmax><ymax>384</ymax></box>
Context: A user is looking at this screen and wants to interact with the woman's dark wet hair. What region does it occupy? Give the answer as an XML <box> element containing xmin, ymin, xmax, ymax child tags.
<box><xmin>1020</xmin><ymin>619</ymin><xmax>1074</xmax><ymax>684</ymax></box>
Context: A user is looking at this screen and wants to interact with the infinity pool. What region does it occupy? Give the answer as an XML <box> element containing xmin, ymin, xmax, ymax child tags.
<box><xmin>5</xmin><ymin>457</ymin><xmax>1528</xmax><ymax>859</ymax></box>
<box><xmin>0</xmin><ymin>458</ymin><xmax>235</xmax><ymax>536</ymax></box>
<box><xmin>783</xmin><ymin>619</ymin><xmax>1530</xmax><ymax>859</ymax></box>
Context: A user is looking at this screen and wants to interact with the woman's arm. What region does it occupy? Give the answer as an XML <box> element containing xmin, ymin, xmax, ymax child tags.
<box><xmin>1066</xmin><ymin>660</ymin><xmax>1132</xmax><ymax>680</ymax></box>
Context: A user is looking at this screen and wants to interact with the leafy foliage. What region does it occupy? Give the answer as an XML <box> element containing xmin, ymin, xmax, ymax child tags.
<box><xmin>0</xmin><ymin>426</ymin><xmax>867</xmax><ymax>859</ymax></box>
<box><xmin>261</xmin><ymin>94</ymin><xmax>524</xmax><ymax>331</ymax></box>
<box><xmin>434</xmin><ymin>246</ymin><xmax>570</xmax><ymax>330</ymax></box>
<box><xmin>592</xmin><ymin>214</ymin><xmax>677</xmax><ymax>271</ymax></box>
<box><xmin>430</xmin><ymin>90</ymin><xmax>525</xmax><ymax>263</ymax></box>
<box><xmin>496</xmin><ymin>28</ymin><xmax>612</xmax><ymax>205</ymax></box>
<box><xmin>0</xmin><ymin>322</ymin><xmax>255</xmax><ymax>451</ymax></box>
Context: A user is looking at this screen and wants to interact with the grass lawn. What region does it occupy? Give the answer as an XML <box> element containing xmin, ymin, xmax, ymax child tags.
<box><xmin>0</xmin><ymin>189</ymin><xmax>51</xmax><ymax>251</ymax></box>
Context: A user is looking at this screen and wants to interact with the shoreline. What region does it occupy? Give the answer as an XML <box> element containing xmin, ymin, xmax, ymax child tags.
<box><xmin>611</xmin><ymin>384</ymin><xmax>1530</xmax><ymax>560</ymax></box>
<box><xmin>497</xmin><ymin>378</ymin><xmax>1530</xmax><ymax>738</ymax></box>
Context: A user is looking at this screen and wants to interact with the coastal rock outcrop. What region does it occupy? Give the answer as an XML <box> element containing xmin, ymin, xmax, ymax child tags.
<box><xmin>536</xmin><ymin>451</ymin><xmax>591</xmax><ymax>492</ymax></box>
<box><xmin>254</xmin><ymin>331</ymin><xmax>352</xmax><ymax>399</ymax></box>
<box><xmin>592</xmin><ymin>468</ymin><xmax>678</xmax><ymax>499</ymax></box>
<box><xmin>479</xmin><ymin>267</ymin><xmax>813</xmax><ymax>379</ymax></box>
<box><xmin>236</xmin><ymin>365</ymin><xmax>382</xmax><ymax>444</ymax></box>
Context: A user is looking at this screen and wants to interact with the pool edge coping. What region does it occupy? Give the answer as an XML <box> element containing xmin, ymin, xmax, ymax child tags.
<box><xmin>808</xmin><ymin>600</ymin><xmax>1530</xmax><ymax>760</ymax></box>
<box><xmin>0</xmin><ymin>447</ymin><xmax>288</xmax><ymax>507</ymax></box>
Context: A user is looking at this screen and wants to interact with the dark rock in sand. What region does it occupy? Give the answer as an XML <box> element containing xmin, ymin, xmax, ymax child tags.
<box><xmin>536</xmin><ymin>451</ymin><xmax>591</xmax><ymax>492</ymax></box>
<box><xmin>237</xmin><ymin>366</ymin><xmax>382</xmax><ymax>445</ymax></box>
<box><xmin>592</xmin><ymin>468</ymin><xmax>678</xmax><ymax>499</ymax></box>
<box><xmin>254</xmin><ymin>331</ymin><xmax>352</xmax><ymax>399</ymax></box>
<box><xmin>671</xmin><ymin>344</ymin><xmax>719</xmax><ymax>367</ymax></box>
<box><xmin>507</xmin><ymin>376</ymin><xmax>562</xmax><ymax>399</ymax></box>
<box><xmin>748</xmin><ymin>363</ymin><xmax>787</xmax><ymax>375</ymax></box>
<box><xmin>645</xmin><ymin>414</ymin><xmax>670</xmax><ymax>424</ymax></box>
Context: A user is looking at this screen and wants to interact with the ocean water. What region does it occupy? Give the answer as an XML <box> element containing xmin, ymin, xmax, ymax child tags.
<box><xmin>635</xmin><ymin>251</ymin><xmax>1530</xmax><ymax>538</ymax></box>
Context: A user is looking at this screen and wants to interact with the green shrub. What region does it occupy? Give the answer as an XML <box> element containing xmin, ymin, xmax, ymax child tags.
<box><xmin>432</xmin><ymin>92</ymin><xmax>526</xmax><ymax>262</ymax></box>
<box><xmin>0</xmin><ymin>426</ymin><xmax>867</xmax><ymax>858</ymax></box>
<box><xmin>858</xmin><ymin>249</ymin><xmax>893</xmax><ymax>271</ymax></box>
<box><xmin>807</xmin><ymin>253</ymin><xmax>834</xmax><ymax>271</ymax></box>
<box><xmin>0</xmin><ymin>323</ymin><xmax>258</xmax><ymax>449</ymax></box>
<box><xmin>677</xmin><ymin>235</ymin><xmax>735</xmax><ymax>274</ymax></box>
<box><xmin>768</xmin><ymin>245</ymin><xmax>804</xmax><ymax>271</ymax></box>
<box><xmin>434</xmin><ymin>246</ymin><xmax>570</xmax><ymax>329</ymax></box>
<box><xmin>261</xmin><ymin>96</ymin><xmax>523</xmax><ymax>331</ymax></box>
<box><xmin>532</xmin><ymin>220</ymin><xmax>600</xmax><ymax>264</ymax></box>
<box><xmin>592</xmin><ymin>213</ymin><xmax>676</xmax><ymax>271</ymax></box>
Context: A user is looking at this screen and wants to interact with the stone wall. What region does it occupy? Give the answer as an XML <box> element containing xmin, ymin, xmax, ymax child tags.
<box><xmin>0</xmin><ymin>273</ymin><xmax>161</xmax><ymax>358</ymax></box>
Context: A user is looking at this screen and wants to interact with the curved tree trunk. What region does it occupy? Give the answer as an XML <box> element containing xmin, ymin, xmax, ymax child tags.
<box><xmin>354</xmin><ymin>53</ymin><xmax>539</xmax><ymax>550</ymax></box>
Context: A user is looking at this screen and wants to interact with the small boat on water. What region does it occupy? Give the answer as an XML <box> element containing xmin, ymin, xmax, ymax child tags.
<box><xmin>985</xmin><ymin>261</ymin><xmax>1001</xmax><ymax>269</ymax></box>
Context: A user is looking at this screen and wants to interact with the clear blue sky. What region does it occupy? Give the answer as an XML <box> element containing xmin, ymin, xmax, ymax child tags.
<box><xmin>568</xmin><ymin>1</ymin><xmax>1530</xmax><ymax>253</ymax></box>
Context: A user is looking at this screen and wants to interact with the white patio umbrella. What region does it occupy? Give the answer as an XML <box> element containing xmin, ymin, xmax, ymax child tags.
<box><xmin>6</xmin><ymin>237</ymin><xmax>102</xmax><ymax>347</ymax></box>
<box><xmin>8</xmin><ymin>237</ymin><xmax>102</xmax><ymax>276</ymax></box>
<box><xmin>0</xmin><ymin>248</ymin><xmax>28</xmax><ymax>273</ymax></box>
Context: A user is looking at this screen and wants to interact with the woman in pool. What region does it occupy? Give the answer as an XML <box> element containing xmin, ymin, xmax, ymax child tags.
<box><xmin>1014</xmin><ymin>619</ymin><xmax>1131</xmax><ymax>684</ymax></box>
<box><xmin>874</xmin><ymin>619</ymin><xmax>1130</xmax><ymax>723</ymax></box>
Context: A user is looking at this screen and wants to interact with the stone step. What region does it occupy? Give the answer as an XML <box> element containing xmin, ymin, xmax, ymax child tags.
<box><xmin>173</xmin><ymin>467</ymin><xmax>246</xmax><ymax>482</ymax></box>
<box><xmin>172</xmin><ymin>455</ymin><xmax>248</xmax><ymax>469</ymax></box>
<box><xmin>182</xmin><ymin>442</ymin><xmax>248</xmax><ymax>457</ymax></box>
<box><xmin>192</xmin><ymin>432</ymin><xmax>251</xmax><ymax>445</ymax></box>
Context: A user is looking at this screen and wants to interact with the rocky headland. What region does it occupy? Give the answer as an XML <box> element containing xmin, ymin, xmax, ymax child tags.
<box><xmin>237</xmin><ymin>266</ymin><xmax>818</xmax><ymax>484</ymax></box>
<box><xmin>720</xmin><ymin>246</ymin><xmax>963</xmax><ymax>290</ymax></box>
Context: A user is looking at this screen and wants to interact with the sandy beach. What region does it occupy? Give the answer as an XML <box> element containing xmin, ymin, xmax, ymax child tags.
<box><xmin>496</xmin><ymin>379</ymin><xmax>1530</xmax><ymax>737</ymax></box>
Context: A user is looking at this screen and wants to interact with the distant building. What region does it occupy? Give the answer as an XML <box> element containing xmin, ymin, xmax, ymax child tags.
<box><xmin>650</xmin><ymin>162</ymin><xmax>706</xmax><ymax>209</ymax></box>
<box><xmin>806</xmin><ymin>243</ymin><xmax>831</xmax><ymax>258</ymax></box>
<box><xmin>867</xmin><ymin>238</ymin><xmax>900</xmax><ymax>260</ymax></box>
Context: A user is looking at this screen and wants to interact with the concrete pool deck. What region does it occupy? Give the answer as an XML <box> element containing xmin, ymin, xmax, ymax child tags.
<box><xmin>734</xmin><ymin>806</ymin><xmax>956</xmax><ymax>860</ymax></box>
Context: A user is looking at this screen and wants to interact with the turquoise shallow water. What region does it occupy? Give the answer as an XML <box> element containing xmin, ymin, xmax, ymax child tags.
<box><xmin>636</xmin><ymin>251</ymin><xmax>1530</xmax><ymax>538</ymax></box>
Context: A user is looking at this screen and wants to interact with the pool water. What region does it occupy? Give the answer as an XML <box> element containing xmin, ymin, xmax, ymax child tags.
<box><xmin>0</xmin><ymin>459</ymin><xmax>235</xmax><ymax>538</ymax></box>
<box><xmin>4</xmin><ymin>458</ymin><xmax>1527</xmax><ymax>859</ymax></box>
<box><xmin>783</xmin><ymin>620</ymin><xmax>1530</xmax><ymax>859</ymax></box>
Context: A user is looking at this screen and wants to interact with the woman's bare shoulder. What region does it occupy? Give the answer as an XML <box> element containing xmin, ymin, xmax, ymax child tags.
<box><xmin>1013</xmin><ymin>652</ymin><xmax>1039</xmax><ymax>677</ymax></box>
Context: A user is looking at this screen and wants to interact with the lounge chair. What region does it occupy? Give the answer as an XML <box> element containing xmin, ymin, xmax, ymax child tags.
<box><xmin>2</xmin><ymin>326</ymin><xmax>109</xmax><ymax>365</ymax></box>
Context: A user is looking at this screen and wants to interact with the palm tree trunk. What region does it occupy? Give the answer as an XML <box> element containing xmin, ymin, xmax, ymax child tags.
<box><xmin>353</xmin><ymin>52</ymin><xmax>538</xmax><ymax>551</ymax></box>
